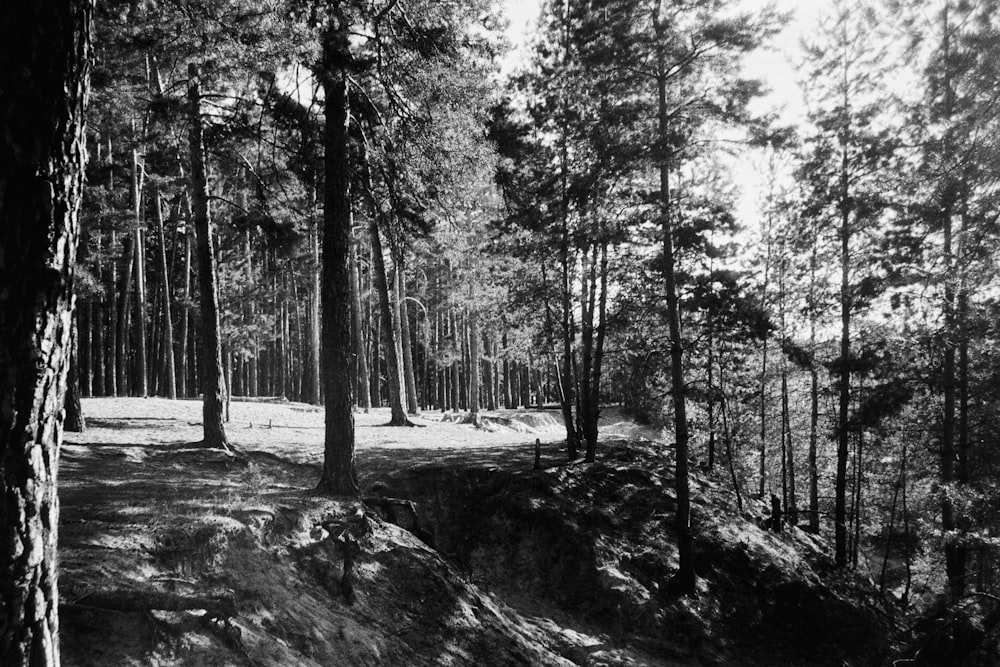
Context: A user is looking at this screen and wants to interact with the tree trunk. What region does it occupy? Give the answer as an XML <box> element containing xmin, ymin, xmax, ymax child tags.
<box><xmin>0</xmin><ymin>3</ymin><xmax>92</xmax><ymax>663</ymax></box>
<box><xmin>65</xmin><ymin>313</ymin><xmax>86</xmax><ymax>432</ymax></box>
<box><xmin>502</xmin><ymin>333</ymin><xmax>513</xmax><ymax>409</ymax></box>
<box><xmin>654</xmin><ymin>11</ymin><xmax>694</xmax><ymax>593</ymax></box>
<box><xmin>116</xmin><ymin>232</ymin><xmax>134</xmax><ymax>396</ymax></box>
<box><xmin>450</xmin><ymin>310</ymin><xmax>461</xmax><ymax>412</ymax></box>
<box><xmin>307</xmin><ymin>220</ymin><xmax>322</xmax><ymax>405</ymax></box>
<box><xmin>316</xmin><ymin>14</ymin><xmax>360</xmax><ymax>494</ymax></box>
<box><xmin>153</xmin><ymin>189</ymin><xmax>177</xmax><ymax>399</ymax></box>
<box><xmin>808</xmin><ymin>236</ymin><xmax>820</xmax><ymax>533</ymax></box>
<box><xmin>397</xmin><ymin>264</ymin><xmax>419</xmax><ymax>415</ymax></box>
<box><xmin>187</xmin><ymin>62</ymin><xmax>229</xmax><ymax>451</ymax></box>
<box><xmin>177</xmin><ymin>206</ymin><xmax>193</xmax><ymax>398</ymax></box>
<box><xmin>469</xmin><ymin>300</ymin><xmax>481</xmax><ymax>417</ymax></box>
<box><xmin>368</xmin><ymin>224</ymin><xmax>408</xmax><ymax>425</ymax></box>
<box><xmin>131</xmin><ymin>145</ymin><xmax>149</xmax><ymax>397</ymax></box>
<box><xmin>92</xmin><ymin>231</ymin><xmax>106</xmax><ymax>396</ymax></box>
<box><xmin>484</xmin><ymin>337</ymin><xmax>496</xmax><ymax>411</ymax></box>
<box><xmin>835</xmin><ymin>125</ymin><xmax>851</xmax><ymax>569</ymax></box>
<box><xmin>350</xmin><ymin>229</ymin><xmax>371</xmax><ymax>412</ymax></box>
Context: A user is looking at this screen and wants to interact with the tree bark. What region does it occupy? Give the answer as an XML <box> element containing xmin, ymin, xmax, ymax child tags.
<box><xmin>307</xmin><ymin>220</ymin><xmax>322</xmax><ymax>405</ymax></box>
<box><xmin>65</xmin><ymin>313</ymin><xmax>86</xmax><ymax>432</ymax></box>
<box><xmin>187</xmin><ymin>63</ymin><xmax>229</xmax><ymax>450</ymax></box>
<box><xmin>131</xmin><ymin>145</ymin><xmax>149</xmax><ymax>397</ymax></box>
<box><xmin>0</xmin><ymin>3</ymin><xmax>92</xmax><ymax>664</ymax></box>
<box><xmin>316</xmin><ymin>14</ymin><xmax>360</xmax><ymax>495</ymax></box>
<box><xmin>350</xmin><ymin>229</ymin><xmax>371</xmax><ymax>412</ymax></box>
<box><xmin>835</xmin><ymin>121</ymin><xmax>851</xmax><ymax>569</ymax></box>
<box><xmin>469</xmin><ymin>298</ymin><xmax>481</xmax><ymax>417</ymax></box>
<box><xmin>398</xmin><ymin>266</ymin><xmax>419</xmax><ymax>415</ymax></box>
<box><xmin>654</xmin><ymin>6</ymin><xmax>694</xmax><ymax>594</ymax></box>
<box><xmin>153</xmin><ymin>189</ymin><xmax>177</xmax><ymax>399</ymax></box>
<box><xmin>116</xmin><ymin>233</ymin><xmax>134</xmax><ymax>396</ymax></box>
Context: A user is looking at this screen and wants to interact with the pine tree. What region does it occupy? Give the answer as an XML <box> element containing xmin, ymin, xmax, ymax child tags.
<box><xmin>0</xmin><ymin>2</ymin><xmax>94</xmax><ymax>663</ymax></box>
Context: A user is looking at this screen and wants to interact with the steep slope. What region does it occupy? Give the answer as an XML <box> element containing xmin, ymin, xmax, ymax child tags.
<box><xmin>369</xmin><ymin>439</ymin><xmax>894</xmax><ymax>666</ymax></box>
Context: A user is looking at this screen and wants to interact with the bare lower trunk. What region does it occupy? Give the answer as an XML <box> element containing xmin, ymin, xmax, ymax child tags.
<box><xmin>316</xmin><ymin>15</ymin><xmax>359</xmax><ymax>494</ymax></box>
<box><xmin>350</xmin><ymin>230</ymin><xmax>371</xmax><ymax>412</ymax></box>
<box><xmin>397</xmin><ymin>265</ymin><xmax>419</xmax><ymax>415</ymax></box>
<box><xmin>154</xmin><ymin>189</ymin><xmax>177</xmax><ymax>399</ymax></box>
<box><xmin>654</xmin><ymin>14</ymin><xmax>694</xmax><ymax>592</ymax></box>
<box><xmin>187</xmin><ymin>63</ymin><xmax>229</xmax><ymax>450</ymax></box>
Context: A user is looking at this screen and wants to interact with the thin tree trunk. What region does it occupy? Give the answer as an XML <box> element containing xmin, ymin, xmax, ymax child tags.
<box><xmin>187</xmin><ymin>63</ymin><xmax>229</xmax><ymax>450</ymax></box>
<box><xmin>131</xmin><ymin>144</ymin><xmax>149</xmax><ymax>397</ymax></box>
<box><xmin>835</xmin><ymin>76</ymin><xmax>852</xmax><ymax>567</ymax></box>
<box><xmin>655</xmin><ymin>6</ymin><xmax>694</xmax><ymax>593</ymax></box>
<box><xmin>92</xmin><ymin>230</ymin><xmax>106</xmax><ymax>396</ymax></box>
<box><xmin>116</xmin><ymin>233</ymin><xmax>134</xmax><ymax>396</ymax></box>
<box><xmin>308</xmin><ymin>218</ymin><xmax>322</xmax><ymax>405</ymax></box>
<box><xmin>397</xmin><ymin>263</ymin><xmax>419</xmax><ymax>415</ymax></box>
<box><xmin>350</xmin><ymin>229</ymin><xmax>371</xmax><ymax>412</ymax></box>
<box><xmin>469</xmin><ymin>298</ymin><xmax>481</xmax><ymax>417</ymax></box>
<box><xmin>153</xmin><ymin>189</ymin><xmax>177</xmax><ymax>399</ymax></box>
<box><xmin>451</xmin><ymin>309</ymin><xmax>461</xmax><ymax>413</ymax></box>
<box><xmin>65</xmin><ymin>313</ymin><xmax>86</xmax><ymax>432</ymax></box>
<box><xmin>369</xmin><ymin>224</ymin><xmax>408</xmax><ymax>424</ymax></box>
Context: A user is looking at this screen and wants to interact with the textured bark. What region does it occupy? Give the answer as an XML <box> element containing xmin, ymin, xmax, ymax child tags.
<box><xmin>0</xmin><ymin>2</ymin><xmax>93</xmax><ymax>664</ymax></box>
<box><xmin>316</xmin><ymin>15</ymin><xmax>360</xmax><ymax>495</ymax></box>
<box><xmin>187</xmin><ymin>63</ymin><xmax>229</xmax><ymax>451</ymax></box>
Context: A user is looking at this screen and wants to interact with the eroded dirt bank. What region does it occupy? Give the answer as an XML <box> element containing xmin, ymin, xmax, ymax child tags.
<box><xmin>369</xmin><ymin>440</ymin><xmax>893</xmax><ymax>666</ymax></box>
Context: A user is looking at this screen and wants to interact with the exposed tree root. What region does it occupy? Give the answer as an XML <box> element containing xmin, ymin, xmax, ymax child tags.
<box><xmin>65</xmin><ymin>590</ymin><xmax>237</xmax><ymax>619</ymax></box>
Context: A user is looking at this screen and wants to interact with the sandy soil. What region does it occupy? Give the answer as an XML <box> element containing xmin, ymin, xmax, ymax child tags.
<box><xmin>70</xmin><ymin>397</ymin><xmax>662</xmax><ymax>484</ymax></box>
<box><xmin>56</xmin><ymin>398</ymin><xmax>664</xmax><ymax>667</ymax></box>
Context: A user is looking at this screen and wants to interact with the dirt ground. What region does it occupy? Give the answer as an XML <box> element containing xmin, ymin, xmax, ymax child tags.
<box><xmin>58</xmin><ymin>398</ymin><xmax>669</xmax><ymax>666</ymax></box>
<box><xmin>58</xmin><ymin>398</ymin><xmax>890</xmax><ymax>666</ymax></box>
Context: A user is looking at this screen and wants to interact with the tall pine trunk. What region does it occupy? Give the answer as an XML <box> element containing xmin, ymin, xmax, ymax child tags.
<box><xmin>655</xmin><ymin>6</ymin><xmax>694</xmax><ymax>593</ymax></box>
<box><xmin>153</xmin><ymin>189</ymin><xmax>177</xmax><ymax>399</ymax></box>
<box><xmin>835</xmin><ymin>124</ymin><xmax>851</xmax><ymax>569</ymax></box>
<box><xmin>187</xmin><ymin>63</ymin><xmax>229</xmax><ymax>450</ymax></box>
<box><xmin>350</xmin><ymin>229</ymin><xmax>371</xmax><ymax>412</ymax></box>
<box><xmin>398</xmin><ymin>265</ymin><xmax>419</xmax><ymax>415</ymax></box>
<box><xmin>131</xmin><ymin>145</ymin><xmax>149</xmax><ymax>397</ymax></box>
<box><xmin>316</xmin><ymin>14</ymin><xmax>360</xmax><ymax>494</ymax></box>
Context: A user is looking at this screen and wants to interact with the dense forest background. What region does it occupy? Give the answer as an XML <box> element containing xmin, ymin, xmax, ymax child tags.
<box><xmin>56</xmin><ymin>0</ymin><xmax>1000</xmax><ymax>654</ymax></box>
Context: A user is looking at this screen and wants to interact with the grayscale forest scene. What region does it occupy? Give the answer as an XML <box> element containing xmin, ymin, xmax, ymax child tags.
<box><xmin>3</xmin><ymin>0</ymin><xmax>1000</xmax><ymax>665</ymax></box>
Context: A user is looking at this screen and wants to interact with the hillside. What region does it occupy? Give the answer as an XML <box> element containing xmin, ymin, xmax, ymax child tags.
<box><xmin>60</xmin><ymin>398</ymin><xmax>892</xmax><ymax>666</ymax></box>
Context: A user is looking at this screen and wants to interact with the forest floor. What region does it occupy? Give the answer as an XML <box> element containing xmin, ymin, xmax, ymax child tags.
<box><xmin>59</xmin><ymin>398</ymin><xmax>895</xmax><ymax>666</ymax></box>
